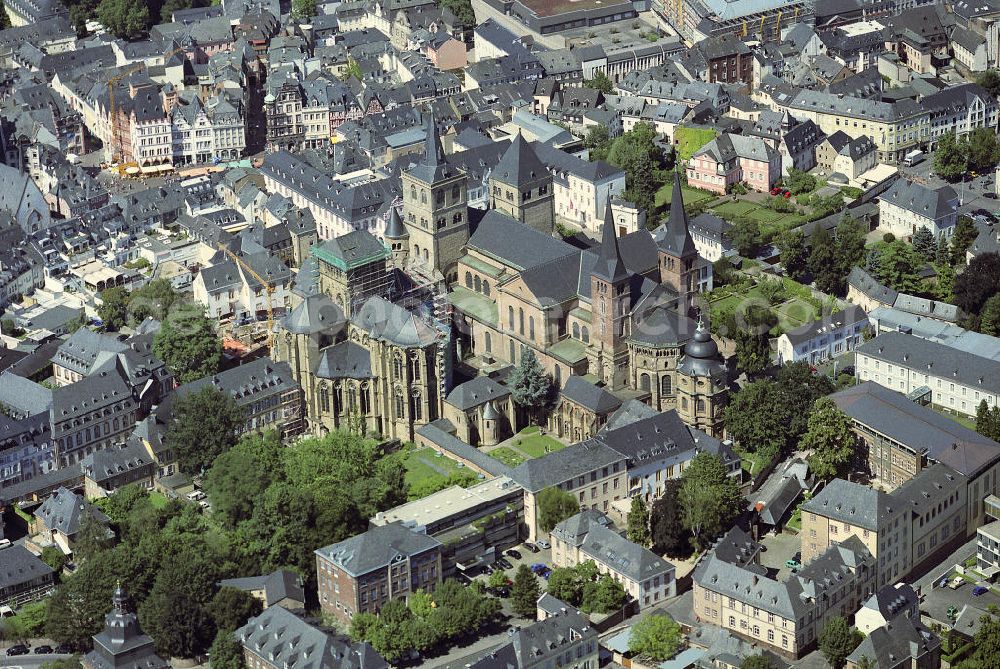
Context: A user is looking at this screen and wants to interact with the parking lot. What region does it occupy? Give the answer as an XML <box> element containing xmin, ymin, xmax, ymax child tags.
<box><xmin>758</xmin><ymin>531</ymin><xmax>802</xmax><ymax>581</ymax></box>
<box><xmin>467</xmin><ymin>541</ymin><xmax>554</xmax><ymax>592</ymax></box>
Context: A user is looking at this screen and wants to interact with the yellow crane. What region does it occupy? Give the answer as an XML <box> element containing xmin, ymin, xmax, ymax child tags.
<box><xmin>759</xmin><ymin>14</ymin><xmax>766</xmax><ymax>37</ymax></box>
<box><xmin>218</xmin><ymin>244</ymin><xmax>277</xmax><ymax>351</ymax></box>
<box><xmin>108</xmin><ymin>47</ymin><xmax>188</xmax><ymax>165</ymax></box>
<box><xmin>775</xmin><ymin>10</ymin><xmax>782</xmax><ymax>39</ymax></box>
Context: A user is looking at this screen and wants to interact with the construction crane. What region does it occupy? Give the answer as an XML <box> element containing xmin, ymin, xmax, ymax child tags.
<box><xmin>775</xmin><ymin>10</ymin><xmax>782</xmax><ymax>40</ymax></box>
<box><xmin>742</xmin><ymin>19</ymin><xmax>747</xmax><ymax>36</ymax></box>
<box><xmin>759</xmin><ymin>15</ymin><xmax>766</xmax><ymax>37</ymax></box>
<box><xmin>218</xmin><ymin>243</ymin><xmax>277</xmax><ymax>351</ymax></box>
<box><xmin>107</xmin><ymin>46</ymin><xmax>188</xmax><ymax>165</ymax></box>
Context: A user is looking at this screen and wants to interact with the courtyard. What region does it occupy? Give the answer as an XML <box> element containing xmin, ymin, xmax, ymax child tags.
<box><xmin>401</xmin><ymin>445</ymin><xmax>481</xmax><ymax>498</ymax></box>
<box><xmin>706</xmin><ymin>276</ymin><xmax>822</xmax><ymax>337</ymax></box>
<box><xmin>484</xmin><ymin>426</ymin><xmax>568</xmax><ymax>468</ymax></box>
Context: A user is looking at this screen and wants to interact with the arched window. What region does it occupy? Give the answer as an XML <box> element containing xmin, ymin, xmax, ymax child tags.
<box><xmin>347</xmin><ymin>385</ymin><xmax>357</xmax><ymax>411</ymax></box>
<box><xmin>394</xmin><ymin>391</ymin><xmax>405</xmax><ymax>419</ymax></box>
<box><xmin>582</xmin><ymin>326</ymin><xmax>590</xmax><ymax>343</ymax></box>
<box><xmin>423</xmin><ymin>248</ymin><xmax>429</xmax><ymax>261</ymax></box>
<box><xmin>573</xmin><ymin>323</ymin><xmax>580</xmax><ymax>339</ymax></box>
<box><xmin>319</xmin><ymin>385</ymin><xmax>330</xmax><ymax>413</ymax></box>
<box><xmin>640</xmin><ymin>373</ymin><xmax>651</xmax><ymax>392</ymax></box>
<box><xmin>411</xmin><ymin>357</ymin><xmax>421</xmax><ymax>381</ymax></box>
<box><xmin>485</xmin><ymin>332</ymin><xmax>492</xmax><ymax>353</ymax></box>
<box><xmin>483</xmin><ymin>281</ymin><xmax>490</xmax><ymax>296</ymax></box>
<box><xmin>393</xmin><ymin>355</ymin><xmax>404</xmax><ymax>380</ymax></box>
<box><xmin>420</xmin><ymin>190</ymin><xmax>427</xmax><ymax>204</ymax></box>
<box><xmin>410</xmin><ymin>185</ymin><xmax>417</xmax><ymax>200</ymax></box>
<box><xmin>508</xmin><ymin>306</ymin><xmax>514</xmax><ymax>330</ymax></box>
<box><xmin>474</xmin><ymin>276</ymin><xmax>482</xmax><ymax>292</ymax></box>
<box><xmin>661</xmin><ymin>375</ymin><xmax>672</xmax><ymax>395</ymax></box>
<box><xmin>519</xmin><ymin>308</ymin><xmax>525</xmax><ymax>335</ymax></box>
<box><xmin>554</xmin><ymin>366</ymin><xmax>561</xmax><ymax>384</ymax></box>
<box><xmin>465</xmin><ymin>271</ymin><xmax>473</xmax><ymax>288</ymax></box>
<box><xmin>414</xmin><ymin>244</ymin><xmax>421</xmax><ymax>260</ymax></box>
<box><xmin>696</xmin><ymin>399</ymin><xmax>705</xmax><ymax>413</ymax></box>
<box><xmin>509</xmin><ymin>340</ymin><xmax>516</xmax><ymax>362</ymax></box>
<box><xmin>529</xmin><ymin>316</ymin><xmax>535</xmax><ymax>340</ymax></box>
<box><xmin>411</xmin><ymin>391</ymin><xmax>423</xmax><ymax>420</ymax></box>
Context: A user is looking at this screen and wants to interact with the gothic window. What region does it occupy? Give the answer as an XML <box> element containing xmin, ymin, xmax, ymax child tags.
<box><xmin>394</xmin><ymin>391</ymin><xmax>405</xmax><ymax>419</ymax></box>
<box><xmin>485</xmin><ymin>332</ymin><xmax>492</xmax><ymax>353</ymax></box>
<box><xmin>696</xmin><ymin>399</ymin><xmax>705</xmax><ymax>413</ymax></box>
<box><xmin>411</xmin><ymin>355</ymin><xmax>421</xmax><ymax>381</ymax></box>
<box><xmin>519</xmin><ymin>308</ymin><xmax>524</xmax><ymax>335</ymax></box>
<box><xmin>319</xmin><ymin>384</ymin><xmax>330</xmax><ymax>413</ymax></box>
<box><xmin>661</xmin><ymin>375</ymin><xmax>672</xmax><ymax>395</ymax></box>
<box><xmin>508</xmin><ymin>306</ymin><xmax>514</xmax><ymax>330</ymax></box>
<box><xmin>582</xmin><ymin>326</ymin><xmax>590</xmax><ymax>343</ymax></box>
<box><xmin>529</xmin><ymin>316</ymin><xmax>535</xmax><ymax>340</ymax></box>
<box><xmin>465</xmin><ymin>272</ymin><xmax>472</xmax><ymax>288</ymax></box>
<box><xmin>420</xmin><ymin>190</ymin><xmax>427</xmax><ymax>204</ymax></box>
<box><xmin>483</xmin><ymin>281</ymin><xmax>490</xmax><ymax>296</ymax></box>
<box><xmin>452</xmin><ymin>185</ymin><xmax>460</xmax><ymax>200</ymax></box>
<box><xmin>474</xmin><ymin>276</ymin><xmax>482</xmax><ymax>292</ymax></box>
<box><xmin>410</xmin><ymin>185</ymin><xmax>417</xmax><ymax>200</ymax></box>
<box><xmin>411</xmin><ymin>390</ymin><xmax>423</xmax><ymax>421</ymax></box>
<box><xmin>573</xmin><ymin>323</ymin><xmax>580</xmax><ymax>339</ymax></box>
<box><xmin>423</xmin><ymin>249</ymin><xmax>429</xmax><ymax>261</ymax></box>
<box><xmin>640</xmin><ymin>373</ymin><xmax>651</xmax><ymax>392</ymax></box>
<box><xmin>436</xmin><ymin>190</ymin><xmax>444</xmax><ymax>205</ymax></box>
<box><xmin>509</xmin><ymin>340</ymin><xmax>516</xmax><ymax>362</ymax></box>
<box><xmin>348</xmin><ymin>385</ymin><xmax>357</xmax><ymax>411</ymax></box>
<box><xmin>555</xmin><ymin>366</ymin><xmax>561</xmax><ymax>383</ymax></box>
<box><xmin>393</xmin><ymin>355</ymin><xmax>404</xmax><ymax>380</ymax></box>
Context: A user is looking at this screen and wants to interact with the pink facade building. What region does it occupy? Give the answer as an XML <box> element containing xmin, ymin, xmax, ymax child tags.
<box><xmin>686</xmin><ymin>134</ymin><xmax>781</xmax><ymax>195</ymax></box>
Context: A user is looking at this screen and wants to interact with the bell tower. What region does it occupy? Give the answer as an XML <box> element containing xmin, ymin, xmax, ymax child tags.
<box><xmin>654</xmin><ymin>172</ymin><xmax>699</xmax><ymax>315</ymax></box>
<box><xmin>587</xmin><ymin>200</ymin><xmax>632</xmax><ymax>390</ymax></box>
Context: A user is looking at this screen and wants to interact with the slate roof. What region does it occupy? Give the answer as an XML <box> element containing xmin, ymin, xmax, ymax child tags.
<box><xmin>654</xmin><ymin>172</ymin><xmax>697</xmax><ymax>258</ymax></box>
<box><xmin>315</xmin><ymin>521</ymin><xmax>441</xmax><ymax>577</ymax></box>
<box><xmin>467</xmin><ymin>211</ymin><xmax>576</xmax><ymax>271</ymax></box>
<box><xmin>0</xmin><ymin>372</ymin><xmax>52</xmax><ymax>416</ymax></box>
<box><xmin>781</xmin><ymin>305</ymin><xmax>868</xmax><ymax>346</ymax></box>
<box><xmin>830</xmin><ymin>382</ymin><xmax>1000</xmax><ymax>477</ymax></box>
<box><xmin>509</xmin><ymin>440</ymin><xmax>625</xmax><ymax>492</ymax></box>
<box><xmin>493</xmin><ymin>133</ymin><xmax>548</xmax><ymax>187</ymax></box>
<box><xmin>862</xmin><ymin>583</ymin><xmax>919</xmax><ymax>620</ymax></box>
<box><xmin>312</xmin><ymin>231</ymin><xmax>390</xmax><ymax>271</ymax></box>
<box><xmin>847</xmin><ymin>266</ymin><xmax>897</xmax><ymax>305</ymax></box>
<box><xmin>315</xmin><ymin>341</ymin><xmax>372</xmax><ymax>379</ymax></box>
<box><xmin>880</xmin><ymin>179</ymin><xmax>957</xmax><ymax>220</ymax></box>
<box><xmin>552</xmin><ymin>510</ymin><xmax>674</xmax><ymax>582</ymax></box>
<box><xmin>236</xmin><ymin>606</ymin><xmax>387</xmax><ymax>669</ymax></box>
<box><xmin>53</xmin><ymin>329</ymin><xmax>129</xmax><ymax>377</ymax></box>
<box><xmin>592</xmin><ymin>200</ymin><xmax>628</xmax><ymax>283</ymax></box>
<box><xmin>282</xmin><ymin>294</ymin><xmax>347</xmax><ymax>335</ymax></box>
<box><xmin>355</xmin><ymin>296</ymin><xmax>440</xmax><ymax>347</ymax></box>
<box><xmin>446</xmin><ymin>375</ymin><xmax>509</xmax><ymax>410</ymax></box>
<box><xmin>35</xmin><ymin>486</ymin><xmax>111</xmax><ymax>538</ymax></box>
<box><xmin>560</xmin><ymin>376</ymin><xmax>621</xmax><ymax>414</ymax></box>
<box><xmin>177</xmin><ymin>357</ymin><xmax>298</xmax><ymax>405</ymax></box>
<box><xmin>847</xmin><ymin>616</ymin><xmax>939</xmax><ymax>669</ymax></box>
<box><xmin>857</xmin><ymin>331</ymin><xmax>1000</xmax><ymax>395</ymax></box>
<box><xmin>220</xmin><ymin>569</ymin><xmax>305</xmax><ymax>606</ymax></box>
<box><xmin>0</xmin><ymin>544</ymin><xmax>53</xmax><ymax>591</ymax></box>
<box><xmin>468</xmin><ymin>610</ymin><xmax>595</xmax><ymax>669</ymax></box>
<box><xmin>82</xmin><ymin>440</ymin><xmax>155</xmax><ymax>485</ymax></box>
<box><xmin>802</xmin><ymin>478</ymin><xmax>896</xmax><ymax>531</ymax></box>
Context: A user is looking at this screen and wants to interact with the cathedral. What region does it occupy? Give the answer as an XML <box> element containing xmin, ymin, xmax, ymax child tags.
<box><xmin>275</xmin><ymin>114</ymin><xmax>730</xmax><ymax>442</ymax></box>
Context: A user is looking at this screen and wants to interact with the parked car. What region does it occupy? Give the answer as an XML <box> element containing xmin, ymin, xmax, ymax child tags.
<box><xmin>54</xmin><ymin>644</ymin><xmax>74</xmax><ymax>654</ymax></box>
<box><xmin>495</xmin><ymin>557</ymin><xmax>513</xmax><ymax>570</ymax></box>
<box><xmin>973</xmin><ymin>585</ymin><xmax>990</xmax><ymax>597</ymax></box>
<box><xmin>785</xmin><ymin>559</ymin><xmax>801</xmax><ymax>570</ymax></box>
<box><xmin>536</xmin><ymin>540</ymin><xmax>551</xmax><ymax>549</ymax></box>
<box><xmin>523</xmin><ymin>543</ymin><xmax>539</xmax><ymax>553</ymax></box>
<box><xmin>541</xmin><ymin>568</ymin><xmax>552</xmax><ymax>579</ymax></box>
<box><xmin>530</xmin><ymin>563</ymin><xmax>548</xmax><ymax>574</ymax></box>
<box><xmin>985</xmin><ymin>192</ymin><xmax>998</xmax><ymax>199</ymax></box>
<box><xmin>34</xmin><ymin>646</ymin><xmax>53</xmax><ymax>654</ymax></box>
<box><xmin>783</xmin><ymin>191</ymin><xmax>792</xmax><ymax>199</ymax></box>
<box><xmin>949</xmin><ymin>577</ymin><xmax>966</xmax><ymax>589</ymax></box>
<box><xmin>6</xmin><ymin>645</ymin><xmax>29</xmax><ymax>656</ymax></box>
<box><xmin>505</xmin><ymin>549</ymin><xmax>522</xmax><ymax>560</ymax></box>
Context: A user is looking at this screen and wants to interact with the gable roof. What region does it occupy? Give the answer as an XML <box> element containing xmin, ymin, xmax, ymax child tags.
<box><xmin>315</xmin><ymin>522</ymin><xmax>441</xmax><ymax>577</ymax></box>
<box><xmin>492</xmin><ymin>133</ymin><xmax>548</xmax><ymax>187</ymax></box>
<box><xmin>560</xmin><ymin>376</ymin><xmax>622</xmax><ymax>414</ymax></box>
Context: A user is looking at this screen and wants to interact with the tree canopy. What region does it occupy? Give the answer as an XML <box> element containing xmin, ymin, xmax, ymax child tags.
<box><xmin>96</xmin><ymin>0</ymin><xmax>149</xmax><ymax>39</ymax></box>
<box><xmin>98</xmin><ymin>287</ymin><xmax>130</xmax><ymax>332</ymax></box>
<box><xmin>537</xmin><ymin>486</ymin><xmax>580</xmax><ymax>533</ymax></box>
<box><xmin>153</xmin><ymin>307</ymin><xmax>222</xmax><ymax>383</ymax></box>
<box><xmin>803</xmin><ymin>398</ymin><xmax>856</xmax><ymax>481</ymax></box>
<box><xmin>818</xmin><ymin>616</ymin><xmax>863</xmax><ymax>669</ymax></box>
<box><xmin>628</xmin><ymin>614</ymin><xmax>683</xmax><ymax>661</ymax></box>
<box><xmin>627</xmin><ymin>496</ymin><xmax>651</xmax><ymax>546</ymax></box>
<box><xmin>547</xmin><ymin>562</ymin><xmax>625</xmax><ymax>614</ymax></box>
<box><xmin>511</xmin><ymin>564</ymin><xmax>540</xmax><ymax>618</ymax></box>
<box><xmin>651</xmin><ymin>480</ymin><xmax>689</xmax><ymax>557</ymax></box>
<box><xmin>508</xmin><ymin>349</ymin><xmax>552</xmax><ymax>423</ymax></box>
<box><xmin>606</xmin><ymin>123</ymin><xmax>664</xmax><ymax>216</ymax></box>
<box><xmin>954</xmin><ymin>253</ymin><xmax>1000</xmax><ymax>315</ymax></box>
<box><xmin>584</xmin><ymin>71</ymin><xmax>614</xmax><ymax>95</ymax></box>
<box><xmin>679</xmin><ymin>453</ymin><xmax>744</xmax><ymax>551</ymax></box>
<box><xmin>167</xmin><ymin>387</ymin><xmax>245</xmax><ymax>476</ymax></box>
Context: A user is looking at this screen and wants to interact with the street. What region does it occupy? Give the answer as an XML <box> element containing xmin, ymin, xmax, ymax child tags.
<box><xmin>0</xmin><ymin>654</ymin><xmax>73</xmax><ymax>668</ymax></box>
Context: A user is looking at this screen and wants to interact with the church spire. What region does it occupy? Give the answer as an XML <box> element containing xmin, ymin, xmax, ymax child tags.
<box><xmin>656</xmin><ymin>170</ymin><xmax>697</xmax><ymax>258</ymax></box>
<box><xmin>592</xmin><ymin>198</ymin><xmax>628</xmax><ymax>283</ymax></box>
<box><xmin>423</xmin><ymin>112</ymin><xmax>444</xmax><ymax>167</ymax></box>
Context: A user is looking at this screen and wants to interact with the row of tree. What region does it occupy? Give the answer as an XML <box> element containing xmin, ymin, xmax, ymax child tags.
<box><xmin>546</xmin><ymin>561</ymin><xmax>627</xmax><ymax>615</ymax></box>
<box><xmin>776</xmin><ymin>214</ymin><xmax>866</xmax><ymax>296</ymax></box>
<box><xmin>933</xmin><ymin>129</ymin><xmax>1000</xmax><ymax>182</ymax></box>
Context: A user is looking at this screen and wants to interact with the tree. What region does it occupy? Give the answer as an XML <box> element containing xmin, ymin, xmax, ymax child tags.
<box><xmin>981</xmin><ymin>294</ymin><xmax>1000</xmax><ymax>336</ymax></box>
<box><xmin>438</xmin><ymin>0</ymin><xmax>474</xmax><ymax>24</ymax></box>
<box><xmin>153</xmin><ymin>306</ymin><xmax>221</xmax><ymax>383</ymax></box>
<box><xmin>537</xmin><ymin>486</ymin><xmax>580</xmax><ymax>533</ymax></box>
<box><xmin>627</xmin><ymin>496</ymin><xmax>651</xmax><ymax>546</ymax></box>
<box><xmin>777</xmin><ymin>229</ymin><xmax>810</xmax><ymax>282</ymax></box>
<box><xmin>809</xmin><ymin>226</ymin><xmax>844</xmax><ymax>295</ymax></box>
<box><xmin>966</xmin><ymin>127</ymin><xmax>1000</xmax><ymax>172</ymax></box>
<box><xmin>97</xmin><ymin>287</ymin><xmax>130</xmax><ymax>331</ymax></box>
<box><xmin>818</xmin><ymin>616</ymin><xmax>863</xmax><ymax>669</ymax></box>
<box><xmin>292</xmin><ymin>0</ymin><xmax>316</xmax><ymax>16</ymax></box>
<box><xmin>0</xmin><ymin>2</ymin><xmax>11</xmax><ymax>30</ymax></box>
<box><xmin>508</xmin><ymin>349</ymin><xmax>552</xmax><ymax>424</ymax></box>
<box><xmin>977</xmin><ymin>69</ymin><xmax>1000</xmax><ymax>97</ymax></box>
<box><xmin>204</xmin><ymin>431</ymin><xmax>284</xmax><ymax>528</ymax></box>
<box><xmin>209</xmin><ymin>630</ymin><xmax>246</xmax><ymax>669</ymax></box>
<box><xmin>785</xmin><ymin>167</ymin><xmax>817</xmax><ymax>195</ymax></box>
<box><xmin>802</xmin><ymin>398</ymin><xmax>856</xmax><ymax>481</ymax></box>
<box><xmin>73</xmin><ymin>514</ymin><xmax>112</xmax><ymax>563</ymax></box>
<box><xmin>166</xmin><ymin>386</ymin><xmax>245</xmax><ymax>475</ymax></box>
<box><xmin>936</xmin><ymin>234</ymin><xmax>951</xmax><ymax>265</ymax></box>
<box><xmin>651</xmin><ymin>480</ymin><xmax>689</xmax><ymax>556</ymax></box>
<box><xmin>547</xmin><ymin>567</ymin><xmax>582</xmax><ymax>605</ymax></box>
<box><xmin>607</xmin><ymin>123</ymin><xmax>663</xmax><ymax>216</ymax></box>
<box><xmin>628</xmin><ymin>614</ymin><xmax>682</xmax><ymax>661</ymax></box>
<box><xmin>951</xmin><ymin>216</ymin><xmax>981</xmax><ymax>266</ymax></box>
<box><xmin>731</xmin><ymin>304</ymin><xmax>775</xmax><ymax>377</ymax></box>
<box><xmin>679</xmin><ymin>453</ymin><xmax>744</xmax><ymax>551</ymax></box>
<box><xmin>488</xmin><ymin>569</ymin><xmax>509</xmax><ymax>589</ymax></box>
<box><xmin>128</xmin><ymin>278</ymin><xmax>180</xmax><ymax>324</ymax></box>
<box><xmin>967</xmin><ymin>613</ymin><xmax>1000</xmax><ymax>669</ymax></box>
<box><xmin>723</xmin><ymin>381</ymin><xmax>789</xmax><ymax>458</ymax></box>
<box><xmin>835</xmin><ymin>215</ymin><xmax>866</xmax><ymax>274</ymax></box>
<box><xmin>873</xmin><ymin>240</ymin><xmax>922</xmax><ymax>292</ymax></box>
<box><xmin>741</xmin><ymin>655</ymin><xmax>776</xmax><ymax>669</ymax></box>
<box><xmin>584</xmin><ymin>126</ymin><xmax>612</xmax><ymax>162</ymax></box>
<box><xmin>912</xmin><ymin>227</ymin><xmax>936</xmax><ymax>261</ymax></box>
<box><xmin>96</xmin><ymin>0</ymin><xmax>149</xmax><ymax>38</ymax></box>
<box><xmin>138</xmin><ymin>546</ymin><xmax>220</xmax><ymax>658</ymax></box>
<box><xmin>40</xmin><ymin>545</ymin><xmax>68</xmax><ymax>572</ymax></box>
<box><xmin>955</xmin><ymin>253</ymin><xmax>1000</xmax><ymax>315</ymax></box>
<box><xmin>976</xmin><ymin>399</ymin><xmax>1000</xmax><ymax>442</ymax></box>
<box><xmin>581</xmin><ymin>574</ymin><xmax>626</xmax><ymax>614</ymax></box>
<box><xmin>40</xmin><ymin>659</ymin><xmax>83</xmax><ymax>669</ymax></box>
<box><xmin>730</xmin><ymin>219</ymin><xmax>764</xmax><ymax>258</ymax></box>
<box><xmin>934</xmin><ymin>131</ymin><xmax>967</xmax><ymax>182</ymax></box>
<box><xmin>584</xmin><ymin>71</ymin><xmax>614</xmax><ymax>95</ymax></box>
<box><xmin>206</xmin><ymin>587</ymin><xmax>261</xmax><ymax>634</ymax></box>
<box><xmin>511</xmin><ymin>564</ymin><xmax>540</xmax><ymax>618</ymax></box>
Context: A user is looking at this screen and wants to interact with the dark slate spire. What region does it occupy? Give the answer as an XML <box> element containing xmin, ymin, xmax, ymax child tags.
<box><xmin>493</xmin><ymin>132</ymin><xmax>547</xmax><ymax>187</ymax></box>
<box><xmin>592</xmin><ymin>199</ymin><xmax>628</xmax><ymax>283</ymax></box>
<box><xmin>655</xmin><ymin>171</ymin><xmax>697</xmax><ymax>258</ymax></box>
<box><xmin>407</xmin><ymin>113</ymin><xmax>451</xmax><ymax>183</ymax></box>
<box><xmin>384</xmin><ymin>206</ymin><xmax>407</xmax><ymax>239</ymax></box>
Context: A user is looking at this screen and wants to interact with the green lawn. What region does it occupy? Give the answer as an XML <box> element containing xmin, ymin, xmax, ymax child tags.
<box><xmin>149</xmin><ymin>491</ymin><xmax>169</xmax><ymax>509</ymax></box>
<box><xmin>511</xmin><ymin>426</ymin><xmax>566</xmax><ymax>458</ymax></box>
<box><xmin>654</xmin><ymin>182</ymin><xmax>719</xmax><ymax>208</ymax></box>
<box><xmin>402</xmin><ymin>446</ymin><xmax>471</xmax><ymax>488</ymax></box>
<box><xmin>488</xmin><ymin>447</ymin><xmax>526</xmax><ymax>467</ymax></box>
<box><xmin>930</xmin><ymin>405</ymin><xmax>978</xmax><ymax>431</ymax></box>
<box><xmin>710</xmin><ymin>200</ymin><xmax>807</xmax><ymax>237</ymax></box>
<box><xmin>774</xmin><ymin>298</ymin><xmax>820</xmax><ymax>330</ymax></box>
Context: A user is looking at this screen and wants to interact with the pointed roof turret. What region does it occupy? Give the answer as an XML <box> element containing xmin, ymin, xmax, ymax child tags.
<box><xmin>406</xmin><ymin>113</ymin><xmax>452</xmax><ymax>183</ymax></box>
<box><xmin>493</xmin><ymin>132</ymin><xmax>548</xmax><ymax>188</ymax></box>
<box><xmin>384</xmin><ymin>206</ymin><xmax>407</xmax><ymax>239</ymax></box>
<box><xmin>655</xmin><ymin>171</ymin><xmax>697</xmax><ymax>258</ymax></box>
<box><xmin>592</xmin><ymin>199</ymin><xmax>628</xmax><ymax>283</ymax></box>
